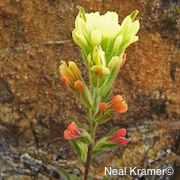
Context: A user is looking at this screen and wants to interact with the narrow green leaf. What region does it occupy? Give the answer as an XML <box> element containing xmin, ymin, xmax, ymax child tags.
<box><xmin>102</xmin><ymin>177</ymin><xmax>109</xmax><ymax>180</ymax></box>
<box><xmin>58</xmin><ymin>167</ymin><xmax>71</xmax><ymax>180</ymax></box>
<box><xmin>70</xmin><ymin>174</ymin><xmax>82</xmax><ymax>180</ymax></box>
<box><xmin>87</xmin><ymin>108</ymin><xmax>92</xmax><ymax>125</ymax></box>
<box><xmin>100</xmin><ymin>143</ymin><xmax>117</xmax><ymax>149</ymax></box>
<box><xmin>88</xmin><ymin>178</ymin><xmax>93</xmax><ymax>180</ymax></box>
<box><xmin>105</xmin><ymin>127</ymin><xmax>119</xmax><ymax>137</ymax></box>
<box><xmin>69</xmin><ymin>139</ymin><xmax>81</xmax><ymax>157</ymax></box>
<box><xmin>99</xmin><ymin>68</ymin><xmax>117</xmax><ymax>96</ymax></box>
<box><xmin>94</xmin><ymin>115</ymin><xmax>111</xmax><ymax>124</ymax></box>
<box><xmin>101</xmin><ymin>89</ymin><xmax>111</xmax><ymax>102</ymax></box>
<box><xmin>100</xmin><ymin>52</ymin><xmax>125</xmax><ymax>96</ymax></box>
<box><xmin>77</xmin><ymin>137</ymin><xmax>92</xmax><ymax>144</ymax></box>
<box><xmin>91</xmin><ymin>149</ymin><xmax>106</xmax><ymax>156</ymax></box>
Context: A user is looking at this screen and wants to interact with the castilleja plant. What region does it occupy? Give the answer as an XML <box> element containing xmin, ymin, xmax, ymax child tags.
<box><xmin>59</xmin><ymin>6</ymin><xmax>139</xmax><ymax>180</ymax></box>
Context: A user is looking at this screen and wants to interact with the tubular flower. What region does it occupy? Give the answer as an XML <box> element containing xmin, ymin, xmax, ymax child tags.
<box><xmin>64</xmin><ymin>122</ymin><xmax>83</xmax><ymax>140</ymax></box>
<box><xmin>59</xmin><ymin>61</ymin><xmax>82</xmax><ymax>90</ymax></box>
<box><xmin>107</xmin><ymin>128</ymin><xmax>130</xmax><ymax>145</ymax></box>
<box><xmin>108</xmin><ymin>95</ymin><xmax>128</xmax><ymax>113</ymax></box>
<box><xmin>64</xmin><ymin>122</ymin><xmax>92</xmax><ymax>142</ymax></box>
<box><xmin>92</xmin><ymin>128</ymin><xmax>129</xmax><ymax>152</ymax></box>
<box><xmin>72</xmin><ymin>6</ymin><xmax>140</xmax><ymax>72</ymax></box>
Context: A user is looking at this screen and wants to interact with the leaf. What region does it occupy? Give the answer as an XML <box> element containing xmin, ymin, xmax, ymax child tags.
<box><xmin>70</xmin><ymin>174</ymin><xmax>82</xmax><ymax>180</ymax></box>
<box><xmin>102</xmin><ymin>177</ymin><xmax>109</xmax><ymax>180</ymax></box>
<box><xmin>99</xmin><ymin>67</ymin><xmax>117</xmax><ymax>96</ymax></box>
<box><xmin>87</xmin><ymin>108</ymin><xmax>92</xmax><ymax>125</ymax></box>
<box><xmin>69</xmin><ymin>139</ymin><xmax>81</xmax><ymax>157</ymax></box>
<box><xmin>88</xmin><ymin>178</ymin><xmax>93</xmax><ymax>180</ymax></box>
<box><xmin>101</xmin><ymin>89</ymin><xmax>111</xmax><ymax>102</ymax></box>
<box><xmin>91</xmin><ymin>149</ymin><xmax>106</xmax><ymax>156</ymax></box>
<box><xmin>58</xmin><ymin>168</ymin><xmax>83</xmax><ymax>180</ymax></box>
<box><xmin>100</xmin><ymin>143</ymin><xmax>117</xmax><ymax>149</ymax></box>
<box><xmin>105</xmin><ymin>127</ymin><xmax>119</xmax><ymax>137</ymax></box>
<box><xmin>95</xmin><ymin>115</ymin><xmax>111</xmax><ymax>124</ymax></box>
<box><xmin>77</xmin><ymin>137</ymin><xmax>92</xmax><ymax>144</ymax></box>
<box><xmin>58</xmin><ymin>167</ymin><xmax>71</xmax><ymax>180</ymax></box>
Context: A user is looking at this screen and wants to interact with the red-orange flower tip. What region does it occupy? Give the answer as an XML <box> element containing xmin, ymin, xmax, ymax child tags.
<box><xmin>121</xmin><ymin>53</ymin><xmax>126</xmax><ymax>67</ymax></box>
<box><xmin>74</xmin><ymin>80</ymin><xmax>84</xmax><ymax>91</ymax></box>
<box><xmin>64</xmin><ymin>122</ymin><xmax>83</xmax><ymax>140</ymax></box>
<box><xmin>60</xmin><ymin>77</ymin><xmax>70</xmax><ymax>89</ymax></box>
<box><xmin>99</xmin><ymin>102</ymin><xmax>107</xmax><ymax>111</ymax></box>
<box><xmin>107</xmin><ymin>128</ymin><xmax>129</xmax><ymax>145</ymax></box>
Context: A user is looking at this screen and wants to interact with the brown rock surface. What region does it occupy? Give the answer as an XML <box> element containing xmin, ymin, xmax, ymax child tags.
<box><xmin>0</xmin><ymin>0</ymin><xmax>180</xmax><ymax>179</ymax></box>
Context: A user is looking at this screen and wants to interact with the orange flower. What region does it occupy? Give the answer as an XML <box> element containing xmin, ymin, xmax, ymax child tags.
<box><xmin>108</xmin><ymin>95</ymin><xmax>128</xmax><ymax>113</ymax></box>
<box><xmin>64</xmin><ymin>122</ymin><xmax>83</xmax><ymax>140</ymax></box>
<box><xmin>107</xmin><ymin>128</ymin><xmax>129</xmax><ymax>144</ymax></box>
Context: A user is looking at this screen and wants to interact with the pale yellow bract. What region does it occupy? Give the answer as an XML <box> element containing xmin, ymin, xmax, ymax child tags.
<box><xmin>72</xmin><ymin>8</ymin><xmax>140</xmax><ymax>76</ymax></box>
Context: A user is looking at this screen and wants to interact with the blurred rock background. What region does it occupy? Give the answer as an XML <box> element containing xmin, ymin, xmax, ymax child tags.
<box><xmin>0</xmin><ymin>0</ymin><xmax>180</xmax><ymax>179</ymax></box>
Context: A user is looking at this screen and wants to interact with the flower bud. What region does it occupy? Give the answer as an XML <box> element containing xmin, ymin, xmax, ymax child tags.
<box><xmin>91</xmin><ymin>29</ymin><xmax>102</xmax><ymax>47</ymax></box>
<box><xmin>113</xmin><ymin>34</ymin><xmax>123</xmax><ymax>51</ymax></box>
<box><xmin>72</xmin><ymin>30</ymin><xmax>88</xmax><ymax>48</ymax></box>
<box><xmin>107</xmin><ymin>56</ymin><xmax>119</xmax><ymax>71</ymax></box>
<box><xmin>74</xmin><ymin>80</ymin><xmax>84</xmax><ymax>91</ymax></box>
<box><xmin>99</xmin><ymin>102</ymin><xmax>107</xmax><ymax>111</ymax></box>
<box><xmin>59</xmin><ymin>61</ymin><xmax>81</xmax><ymax>90</ymax></box>
<box><xmin>90</xmin><ymin>45</ymin><xmax>110</xmax><ymax>76</ymax></box>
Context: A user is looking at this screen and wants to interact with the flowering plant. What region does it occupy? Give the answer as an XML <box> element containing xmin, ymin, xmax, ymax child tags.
<box><xmin>59</xmin><ymin>6</ymin><xmax>139</xmax><ymax>180</ymax></box>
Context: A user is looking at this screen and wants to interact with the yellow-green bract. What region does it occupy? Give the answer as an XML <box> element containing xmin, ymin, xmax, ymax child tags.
<box><xmin>72</xmin><ymin>7</ymin><xmax>140</xmax><ymax>79</ymax></box>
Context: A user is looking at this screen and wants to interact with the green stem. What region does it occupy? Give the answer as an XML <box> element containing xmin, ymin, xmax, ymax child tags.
<box><xmin>87</xmin><ymin>108</ymin><xmax>93</xmax><ymax>126</ymax></box>
<box><xmin>84</xmin><ymin>76</ymin><xmax>100</xmax><ymax>180</ymax></box>
<box><xmin>91</xmin><ymin>121</ymin><xmax>97</xmax><ymax>141</ymax></box>
<box><xmin>84</xmin><ymin>117</ymin><xmax>97</xmax><ymax>180</ymax></box>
